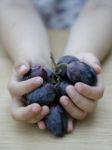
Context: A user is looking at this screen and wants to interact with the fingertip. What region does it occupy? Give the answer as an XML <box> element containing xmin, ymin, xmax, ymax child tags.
<box><xmin>42</xmin><ymin>106</ymin><xmax>49</xmax><ymax>114</ymax></box>
<box><xmin>16</xmin><ymin>65</ymin><xmax>29</xmax><ymax>75</ymax></box>
<box><xmin>67</xmin><ymin>118</ymin><xmax>74</xmax><ymax>133</ymax></box>
<box><xmin>31</xmin><ymin>103</ymin><xmax>41</xmax><ymax>113</ymax></box>
<box><xmin>60</xmin><ymin>95</ymin><xmax>67</xmax><ymax>101</ymax></box>
<box><xmin>75</xmin><ymin>82</ymin><xmax>83</xmax><ymax>92</ymax></box>
<box><xmin>34</xmin><ymin>77</ymin><xmax>43</xmax><ymax>85</ymax></box>
<box><xmin>38</xmin><ymin>121</ymin><xmax>46</xmax><ymax>130</ymax></box>
<box><xmin>66</xmin><ymin>85</ymin><xmax>74</xmax><ymax>93</ymax></box>
<box><xmin>94</xmin><ymin>64</ymin><xmax>101</xmax><ymax>74</ymax></box>
<box><xmin>60</xmin><ymin>96</ymin><xmax>69</xmax><ymax>106</ymax></box>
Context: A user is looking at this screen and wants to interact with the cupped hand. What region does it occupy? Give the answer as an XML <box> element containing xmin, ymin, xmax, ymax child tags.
<box><xmin>60</xmin><ymin>53</ymin><xmax>104</xmax><ymax>120</ymax></box>
<box><xmin>8</xmin><ymin>58</ymin><xmax>49</xmax><ymax>124</ymax></box>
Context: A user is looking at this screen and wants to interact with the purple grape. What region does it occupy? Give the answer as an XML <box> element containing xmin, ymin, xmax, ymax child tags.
<box><xmin>56</xmin><ymin>81</ymin><xmax>71</xmax><ymax>96</ymax></box>
<box><xmin>45</xmin><ymin>105</ymin><xmax>68</xmax><ymax>137</ymax></box>
<box><xmin>22</xmin><ymin>66</ymin><xmax>48</xmax><ymax>81</ymax></box>
<box><xmin>67</xmin><ymin>61</ymin><xmax>97</xmax><ymax>86</ymax></box>
<box><xmin>25</xmin><ymin>83</ymin><xmax>56</xmax><ymax>106</ymax></box>
<box><xmin>21</xmin><ymin>56</ymin><xmax>97</xmax><ymax>138</ymax></box>
<box><xmin>57</xmin><ymin>55</ymin><xmax>79</xmax><ymax>64</ymax></box>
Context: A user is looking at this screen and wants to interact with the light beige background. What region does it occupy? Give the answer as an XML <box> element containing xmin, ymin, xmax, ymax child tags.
<box><xmin>0</xmin><ymin>30</ymin><xmax>112</xmax><ymax>150</ymax></box>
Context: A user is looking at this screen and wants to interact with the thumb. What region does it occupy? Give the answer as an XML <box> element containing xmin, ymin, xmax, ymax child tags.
<box><xmin>84</xmin><ymin>61</ymin><xmax>101</xmax><ymax>74</ymax></box>
<box><xmin>81</xmin><ymin>59</ymin><xmax>101</xmax><ymax>75</ymax></box>
<box><xmin>91</xmin><ymin>63</ymin><xmax>101</xmax><ymax>74</ymax></box>
<box><xmin>14</xmin><ymin>57</ymin><xmax>31</xmax><ymax>76</ymax></box>
<box><xmin>87</xmin><ymin>61</ymin><xmax>101</xmax><ymax>75</ymax></box>
<box><xmin>77</xmin><ymin>53</ymin><xmax>101</xmax><ymax>74</ymax></box>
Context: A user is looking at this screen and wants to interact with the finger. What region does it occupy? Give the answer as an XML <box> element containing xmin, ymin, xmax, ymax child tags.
<box><xmin>30</xmin><ymin>106</ymin><xmax>49</xmax><ymax>124</ymax></box>
<box><xmin>60</xmin><ymin>96</ymin><xmax>87</xmax><ymax>120</ymax></box>
<box><xmin>67</xmin><ymin>118</ymin><xmax>74</xmax><ymax>133</ymax></box>
<box><xmin>79</xmin><ymin>53</ymin><xmax>101</xmax><ymax>74</ymax></box>
<box><xmin>92</xmin><ymin>64</ymin><xmax>101</xmax><ymax>74</ymax></box>
<box><xmin>66</xmin><ymin>85</ymin><xmax>97</xmax><ymax>112</ymax></box>
<box><xmin>35</xmin><ymin>106</ymin><xmax>49</xmax><ymax>121</ymax></box>
<box><xmin>38</xmin><ymin>121</ymin><xmax>46</xmax><ymax>130</ymax></box>
<box><xmin>17</xmin><ymin>65</ymin><xmax>30</xmax><ymax>77</ymax></box>
<box><xmin>84</xmin><ymin>61</ymin><xmax>101</xmax><ymax>75</ymax></box>
<box><xmin>14</xmin><ymin>57</ymin><xmax>31</xmax><ymax>76</ymax></box>
<box><xmin>74</xmin><ymin>75</ymin><xmax>104</xmax><ymax>100</ymax></box>
<box><xmin>11</xmin><ymin>100</ymin><xmax>42</xmax><ymax>123</ymax></box>
<box><xmin>9</xmin><ymin>76</ymin><xmax>43</xmax><ymax>96</ymax></box>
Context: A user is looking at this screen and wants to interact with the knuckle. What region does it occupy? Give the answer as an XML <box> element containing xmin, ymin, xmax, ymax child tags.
<box><xmin>74</xmin><ymin>95</ymin><xmax>81</xmax><ymax>105</ymax></box>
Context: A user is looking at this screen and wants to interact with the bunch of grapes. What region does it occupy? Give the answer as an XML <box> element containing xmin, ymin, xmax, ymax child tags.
<box><xmin>22</xmin><ymin>55</ymin><xmax>97</xmax><ymax>137</ymax></box>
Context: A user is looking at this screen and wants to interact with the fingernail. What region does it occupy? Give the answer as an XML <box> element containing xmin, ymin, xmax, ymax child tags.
<box><xmin>75</xmin><ymin>83</ymin><xmax>82</xmax><ymax>92</ymax></box>
<box><xmin>66</xmin><ymin>85</ymin><xmax>74</xmax><ymax>92</ymax></box>
<box><xmin>42</xmin><ymin>106</ymin><xmax>49</xmax><ymax>114</ymax></box>
<box><xmin>32</xmin><ymin>105</ymin><xmax>40</xmax><ymax>112</ymax></box>
<box><xmin>60</xmin><ymin>98</ymin><xmax>68</xmax><ymax>106</ymax></box>
<box><xmin>35</xmin><ymin>77</ymin><xmax>43</xmax><ymax>84</ymax></box>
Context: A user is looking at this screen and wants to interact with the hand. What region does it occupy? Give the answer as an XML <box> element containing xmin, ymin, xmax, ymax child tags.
<box><xmin>8</xmin><ymin>57</ymin><xmax>74</xmax><ymax>133</ymax></box>
<box><xmin>8</xmin><ymin>57</ymin><xmax>49</xmax><ymax>124</ymax></box>
<box><xmin>60</xmin><ymin>53</ymin><xmax>104</xmax><ymax>120</ymax></box>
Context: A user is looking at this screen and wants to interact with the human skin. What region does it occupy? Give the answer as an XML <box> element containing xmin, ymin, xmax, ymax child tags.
<box><xmin>0</xmin><ymin>0</ymin><xmax>111</xmax><ymax>131</ymax></box>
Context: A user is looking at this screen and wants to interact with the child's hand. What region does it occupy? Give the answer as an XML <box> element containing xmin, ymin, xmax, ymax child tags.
<box><xmin>60</xmin><ymin>53</ymin><xmax>104</xmax><ymax>120</ymax></box>
<box><xmin>8</xmin><ymin>58</ymin><xmax>74</xmax><ymax>133</ymax></box>
<box><xmin>8</xmin><ymin>58</ymin><xmax>49</xmax><ymax>124</ymax></box>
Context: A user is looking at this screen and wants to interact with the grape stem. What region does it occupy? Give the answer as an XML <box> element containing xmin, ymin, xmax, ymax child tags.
<box><xmin>50</xmin><ymin>52</ymin><xmax>60</xmax><ymax>83</ymax></box>
<box><xmin>50</xmin><ymin>52</ymin><xmax>57</xmax><ymax>70</ymax></box>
